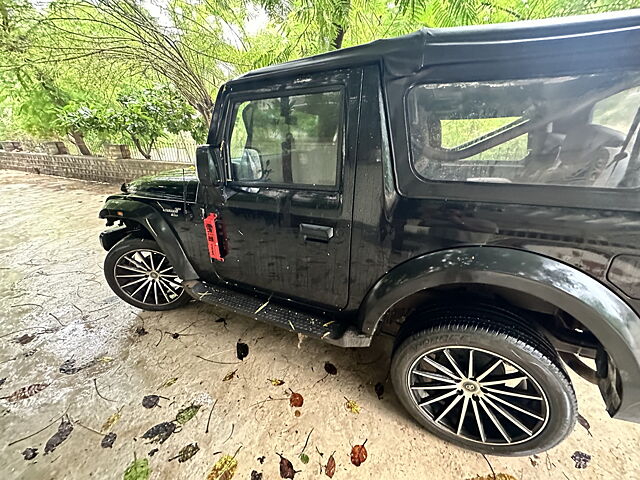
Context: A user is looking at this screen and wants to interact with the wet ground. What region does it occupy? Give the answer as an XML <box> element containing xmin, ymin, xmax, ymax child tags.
<box><xmin>1</xmin><ymin>169</ymin><xmax>640</xmax><ymax>480</ymax></box>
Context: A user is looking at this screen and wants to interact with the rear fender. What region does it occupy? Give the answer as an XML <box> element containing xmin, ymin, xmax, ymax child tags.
<box><xmin>99</xmin><ymin>197</ymin><xmax>199</xmax><ymax>281</ymax></box>
<box><xmin>358</xmin><ymin>246</ymin><xmax>640</xmax><ymax>421</ymax></box>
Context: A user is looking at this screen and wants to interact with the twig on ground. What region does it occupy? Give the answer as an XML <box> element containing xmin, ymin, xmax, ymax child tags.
<box><xmin>49</xmin><ymin>313</ymin><xmax>64</xmax><ymax>327</ymax></box>
<box><xmin>195</xmin><ymin>355</ymin><xmax>240</xmax><ymax>365</ymax></box>
<box><xmin>300</xmin><ymin>428</ymin><xmax>314</xmax><ymax>454</ymax></box>
<box><xmin>205</xmin><ymin>399</ymin><xmax>218</xmax><ymax>434</ymax></box>
<box><xmin>93</xmin><ymin>378</ymin><xmax>115</xmax><ymax>402</ymax></box>
<box><xmin>482</xmin><ymin>454</ymin><xmax>496</xmax><ymax>480</ymax></box>
<box><xmin>10</xmin><ymin>303</ymin><xmax>43</xmax><ymax>310</ymax></box>
<box><xmin>73</xmin><ymin>421</ymin><xmax>104</xmax><ymax>436</ymax></box>
<box><xmin>223</xmin><ymin>423</ymin><xmax>234</xmax><ymax>443</ymax></box>
<box><xmin>155</xmin><ymin>329</ymin><xmax>164</xmax><ymax>347</ymax></box>
<box><xmin>7</xmin><ymin>406</ymin><xmax>70</xmax><ymax>446</ymax></box>
<box><xmin>249</xmin><ymin>396</ymin><xmax>288</xmax><ymax>408</ymax></box>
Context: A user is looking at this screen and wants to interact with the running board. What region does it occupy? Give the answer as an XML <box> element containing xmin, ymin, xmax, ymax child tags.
<box><xmin>183</xmin><ymin>280</ymin><xmax>371</xmax><ymax>348</ymax></box>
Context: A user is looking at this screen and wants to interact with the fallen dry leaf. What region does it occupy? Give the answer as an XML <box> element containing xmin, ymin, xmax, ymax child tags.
<box><xmin>374</xmin><ymin>382</ymin><xmax>384</xmax><ymax>400</ymax></box>
<box><xmin>269</xmin><ymin>378</ymin><xmax>285</xmax><ymax>386</ymax></box>
<box><xmin>325</xmin><ymin>453</ymin><xmax>336</xmax><ymax>478</ymax></box>
<box><xmin>14</xmin><ymin>333</ymin><xmax>36</xmax><ymax>345</ymax></box>
<box><xmin>236</xmin><ymin>342</ymin><xmax>249</xmax><ymax>361</ymax></box>
<box><xmin>101</xmin><ymin>410</ymin><xmax>122</xmax><ymax>432</ymax></box>
<box><xmin>206</xmin><ymin>454</ymin><xmax>238</xmax><ymax>480</ymax></box>
<box><xmin>466</xmin><ymin>475</ymin><xmax>518</xmax><ymax>480</ymax></box>
<box><xmin>0</xmin><ymin>377</ymin><xmax>6</xmax><ymax>387</ymax></box>
<box><xmin>142</xmin><ymin>421</ymin><xmax>176</xmax><ymax>444</ymax></box>
<box><xmin>223</xmin><ymin>370</ymin><xmax>238</xmax><ymax>382</ymax></box>
<box><xmin>142</xmin><ymin>395</ymin><xmax>160</xmax><ymax>409</ymax></box>
<box><xmin>250</xmin><ymin>471</ymin><xmax>263</xmax><ymax>480</ymax></box>
<box><xmin>22</xmin><ymin>447</ymin><xmax>38</xmax><ymax>460</ymax></box>
<box><xmin>44</xmin><ymin>419</ymin><xmax>73</xmax><ymax>454</ymax></box>
<box><xmin>278</xmin><ymin>454</ymin><xmax>298</xmax><ymax>479</ymax></box>
<box><xmin>176</xmin><ymin>405</ymin><xmax>201</xmax><ymax>424</ymax></box>
<box><xmin>172</xmin><ymin>443</ymin><xmax>200</xmax><ymax>463</ymax></box>
<box><xmin>345</xmin><ymin>398</ymin><xmax>361</xmax><ymax>414</ymax></box>
<box><xmin>101</xmin><ymin>432</ymin><xmax>117</xmax><ymax>448</ymax></box>
<box><xmin>123</xmin><ymin>458</ymin><xmax>151</xmax><ymax>480</ymax></box>
<box><xmin>289</xmin><ymin>392</ymin><xmax>303</xmax><ymax>408</ymax></box>
<box><xmin>324</xmin><ymin>362</ymin><xmax>337</xmax><ymax>375</ymax></box>
<box><xmin>577</xmin><ymin>413</ymin><xmax>593</xmax><ymax>437</ymax></box>
<box><xmin>2</xmin><ymin>383</ymin><xmax>48</xmax><ymax>402</ymax></box>
<box><xmin>571</xmin><ymin>451</ymin><xmax>592</xmax><ymax>469</ymax></box>
<box><xmin>350</xmin><ymin>442</ymin><xmax>367</xmax><ymax>467</ymax></box>
<box><xmin>97</xmin><ymin>356</ymin><xmax>114</xmax><ymax>363</ymax></box>
<box><xmin>160</xmin><ymin>377</ymin><xmax>178</xmax><ymax>389</ymax></box>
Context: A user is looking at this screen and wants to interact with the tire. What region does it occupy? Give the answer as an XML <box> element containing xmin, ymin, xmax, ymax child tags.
<box><xmin>104</xmin><ymin>237</ymin><xmax>191</xmax><ymax>311</ymax></box>
<box><xmin>390</xmin><ymin>305</ymin><xmax>577</xmax><ymax>456</ymax></box>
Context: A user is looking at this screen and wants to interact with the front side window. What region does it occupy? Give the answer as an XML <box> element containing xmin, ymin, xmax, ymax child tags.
<box><xmin>228</xmin><ymin>90</ymin><xmax>342</xmax><ymax>187</ymax></box>
<box><xmin>407</xmin><ymin>73</ymin><xmax>640</xmax><ymax>188</ymax></box>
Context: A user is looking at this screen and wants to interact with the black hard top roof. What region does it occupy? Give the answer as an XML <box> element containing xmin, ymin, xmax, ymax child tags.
<box><xmin>234</xmin><ymin>9</ymin><xmax>640</xmax><ymax>83</ymax></box>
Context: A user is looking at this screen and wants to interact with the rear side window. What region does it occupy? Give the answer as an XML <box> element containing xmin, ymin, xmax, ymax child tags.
<box><xmin>407</xmin><ymin>73</ymin><xmax>640</xmax><ymax>188</ymax></box>
<box><xmin>228</xmin><ymin>90</ymin><xmax>342</xmax><ymax>187</ymax></box>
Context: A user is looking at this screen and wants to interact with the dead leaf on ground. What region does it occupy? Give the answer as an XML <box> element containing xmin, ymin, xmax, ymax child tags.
<box><xmin>148</xmin><ymin>448</ymin><xmax>159</xmax><ymax>457</ymax></box>
<box><xmin>325</xmin><ymin>453</ymin><xmax>336</xmax><ymax>478</ymax></box>
<box><xmin>136</xmin><ymin>326</ymin><xmax>148</xmax><ymax>336</ymax></box>
<box><xmin>289</xmin><ymin>392</ymin><xmax>303</xmax><ymax>408</ymax></box>
<box><xmin>14</xmin><ymin>333</ymin><xmax>36</xmax><ymax>345</ymax></box>
<box><xmin>374</xmin><ymin>382</ymin><xmax>384</xmax><ymax>400</ymax></box>
<box><xmin>44</xmin><ymin>419</ymin><xmax>73</xmax><ymax>454</ymax></box>
<box><xmin>269</xmin><ymin>378</ymin><xmax>285</xmax><ymax>386</ymax></box>
<box><xmin>350</xmin><ymin>442</ymin><xmax>367</xmax><ymax>467</ymax></box>
<box><xmin>59</xmin><ymin>359</ymin><xmax>83</xmax><ymax>375</ymax></box>
<box><xmin>251</xmin><ymin>471</ymin><xmax>263</xmax><ymax>480</ymax></box>
<box><xmin>571</xmin><ymin>451</ymin><xmax>592</xmax><ymax>469</ymax></box>
<box><xmin>176</xmin><ymin>405</ymin><xmax>201</xmax><ymax>424</ymax></box>
<box><xmin>236</xmin><ymin>342</ymin><xmax>249</xmax><ymax>360</ymax></box>
<box><xmin>278</xmin><ymin>454</ymin><xmax>298</xmax><ymax>479</ymax></box>
<box><xmin>324</xmin><ymin>362</ymin><xmax>337</xmax><ymax>375</ymax></box>
<box><xmin>345</xmin><ymin>398</ymin><xmax>361</xmax><ymax>414</ymax></box>
<box><xmin>22</xmin><ymin>447</ymin><xmax>38</xmax><ymax>460</ymax></box>
<box><xmin>206</xmin><ymin>454</ymin><xmax>238</xmax><ymax>480</ymax></box>
<box><xmin>223</xmin><ymin>370</ymin><xmax>237</xmax><ymax>382</ymax></box>
<box><xmin>0</xmin><ymin>377</ymin><xmax>6</xmax><ymax>387</ymax></box>
<box><xmin>171</xmin><ymin>443</ymin><xmax>200</xmax><ymax>463</ymax></box>
<box><xmin>2</xmin><ymin>383</ymin><xmax>48</xmax><ymax>402</ymax></box>
<box><xmin>142</xmin><ymin>421</ymin><xmax>176</xmax><ymax>444</ymax></box>
<box><xmin>529</xmin><ymin>454</ymin><xmax>540</xmax><ymax>467</ymax></box>
<box><xmin>577</xmin><ymin>413</ymin><xmax>593</xmax><ymax>436</ymax></box>
<box><xmin>142</xmin><ymin>395</ymin><xmax>160</xmax><ymax>409</ymax></box>
<box><xmin>101</xmin><ymin>432</ymin><xmax>117</xmax><ymax>448</ymax></box>
<box><xmin>101</xmin><ymin>410</ymin><xmax>122</xmax><ymax>432</ymax></box>
<box><xmin>123</xmin><ymin>458</ymin><xmax>151</xmax><ymax>480</ymax></box>
<box><xmin>257</xmin><ymin>456</ymin><xmax>265</xmax><ymax>464</ymax></box>
<box><xmin>160</xmin><ymin>377</ymin><xmax>178</xmax><ymax>388</ymax></box>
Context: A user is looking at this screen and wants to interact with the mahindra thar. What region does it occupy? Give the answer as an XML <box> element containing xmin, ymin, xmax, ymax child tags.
<box><xmin>99</xmin><ymin>11</ymin><xmax>640</xmax><ymax>455</ymax></box>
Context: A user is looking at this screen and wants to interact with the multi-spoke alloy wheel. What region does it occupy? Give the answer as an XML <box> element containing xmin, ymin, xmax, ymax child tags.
<box><xmin>104</xmin><ymin>238</ymin><xmax>191</xmax><ymax>311</ymax></box>
<box><xmin>391</xmin><ymin>306</ymin><xmax>577</xmax><ymax>456</ymax></box>
<box><xmin>408</xmin><ymin>347</ymin><xmax>549</xmax><ymax>446</ymax></box>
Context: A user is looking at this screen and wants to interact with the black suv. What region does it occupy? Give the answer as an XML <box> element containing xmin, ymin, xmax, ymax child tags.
<box><xmin>99</xmin><ymin>11</ymin><xmax>640</xmax><ymax>456</ymax></box>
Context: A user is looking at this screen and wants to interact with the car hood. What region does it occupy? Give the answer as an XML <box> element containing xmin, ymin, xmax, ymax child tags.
<box><xmin>125</xmin><ymin>167</ymin><xmax>199</xmax><ymax>201</ymax></box>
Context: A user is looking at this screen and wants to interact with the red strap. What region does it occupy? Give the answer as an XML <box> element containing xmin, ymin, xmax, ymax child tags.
<box><xmin>204</xmin><ymin>213</ymin><xmax>224</xmax><ymax>262</ymax></box>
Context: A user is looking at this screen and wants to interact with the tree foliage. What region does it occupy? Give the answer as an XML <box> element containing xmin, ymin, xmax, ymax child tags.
<box><xmin>1</xmin><ymin>0</ymin><xmax>639</xmax><ymax>152</ymax></box>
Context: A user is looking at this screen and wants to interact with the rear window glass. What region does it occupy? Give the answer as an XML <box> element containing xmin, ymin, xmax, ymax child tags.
<box><xmin>407</xmin><ymin>73</ymin><xmax>640</xmax><ymax>188</ymax></box>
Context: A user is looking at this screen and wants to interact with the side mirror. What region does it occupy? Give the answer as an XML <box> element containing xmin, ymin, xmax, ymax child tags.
<box><xmin>195</xmin><ymin>145</ymin><xmax>221</xmax><ymax>186</ymax></box>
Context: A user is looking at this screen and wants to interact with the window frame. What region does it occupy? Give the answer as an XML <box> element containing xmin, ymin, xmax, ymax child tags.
<box><xmin>222</xmin><ymin>84</ymin><xmax>347</xmax><ymax>192</ymax></box>
<box><xmin>405</xmin><ymin>74</ymin><xmax>640</xmax><ymax>187</ymax></box>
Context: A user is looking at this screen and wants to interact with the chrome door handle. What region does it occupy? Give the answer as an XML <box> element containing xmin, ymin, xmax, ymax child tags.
<box><xmin>299</xmin><ymin>223</ymin><xmax>334</xmax><ymax>242</ymax></box>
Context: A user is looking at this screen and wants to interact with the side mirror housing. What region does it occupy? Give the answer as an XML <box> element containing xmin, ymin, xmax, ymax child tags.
<box><xmin>195</xmin><ymin>145</ymin><xmax>221</xmax><ymax>186</ymax></box>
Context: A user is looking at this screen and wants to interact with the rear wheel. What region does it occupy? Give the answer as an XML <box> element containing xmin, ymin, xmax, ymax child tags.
<box><xmin>390</xmin><ymin>306</ymin><xmax>577</xmax><ymax>456</ymax></box>
<box><xmin>104</xmin><ymin>237</ymin><xmax>191</xmax><ymax>311</ymax></box>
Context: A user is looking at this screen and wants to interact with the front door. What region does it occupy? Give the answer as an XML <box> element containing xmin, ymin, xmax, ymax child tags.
<box><xmin>206</xmin><ymin>69</ymin><xmax>361</xmax><ymax>308</ymax></box>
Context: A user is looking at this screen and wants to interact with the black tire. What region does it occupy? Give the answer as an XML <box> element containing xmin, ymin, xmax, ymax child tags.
<box><xmin>104</xmin><ymin>237</ymin><xmax>191</xmax><ymax>311</ymax></box>
<box><xmin>390</xmin><ymin>305</ymin><xmax>577</xmax><ymax>456</ymax></box>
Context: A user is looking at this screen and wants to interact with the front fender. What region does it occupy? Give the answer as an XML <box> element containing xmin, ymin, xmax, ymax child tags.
<box><xmin>99</xmin><ymin>197</ymin><xmax>199</xmax><ymax>281</ymax></box>
<box><xmin>359</xmin><ymin>246</ymin><xmax>640</xmax><ymax>421</ymax></box>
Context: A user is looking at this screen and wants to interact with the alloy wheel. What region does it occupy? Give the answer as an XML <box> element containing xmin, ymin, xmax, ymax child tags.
<box><xmin>407</xmin><ymin>346</ymin><xmax>550</xmax><ymax>446</ymax></box>
<box><xmin>113</xmin><ymin>249</ymin><xmax>184</xmax><ymax>307</ymax></box>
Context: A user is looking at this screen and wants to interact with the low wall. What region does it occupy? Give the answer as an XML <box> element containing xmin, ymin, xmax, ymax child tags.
<box><xmin>0</xmin><ymin>151</ymin><xmax>192</xmax><ymax>184</ymax></box>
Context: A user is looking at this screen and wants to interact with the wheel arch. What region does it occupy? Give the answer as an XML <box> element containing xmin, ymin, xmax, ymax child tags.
<box><xmin>358</xmin><ymin>246</ymin><xmax>640</xmax><ymax>421</ymax></box>
<box><xmin>99</xmin><ymin>197</ymin><xmax>199</xmax><ymax>281</ymax></box>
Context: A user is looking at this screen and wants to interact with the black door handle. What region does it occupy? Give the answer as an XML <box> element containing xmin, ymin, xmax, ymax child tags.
<box><xmin>299</xmin><ymin>223</ymin><xmax>334</xmax><ymax>242</ymax></box>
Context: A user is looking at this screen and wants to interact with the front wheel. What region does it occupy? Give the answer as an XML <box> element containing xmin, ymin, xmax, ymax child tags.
<box><xmin>390</xmin><ymin>306</ymin><xmax>577</xmax><ymax>456</ymax></box>
<box><xmin>104</xmin><ymin>237</ymin><xmax>191</xmax><ymax>311</ymax></box>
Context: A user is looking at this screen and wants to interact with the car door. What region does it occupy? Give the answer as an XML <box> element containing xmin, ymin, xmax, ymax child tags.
<box><xmin>206</xmin><ymin>69</ymin><xmax>361</xmax><ymax>308</ymax></box>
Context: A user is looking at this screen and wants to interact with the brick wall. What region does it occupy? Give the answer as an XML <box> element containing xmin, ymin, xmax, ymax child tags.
<box><xmin>0</xmin><ymin>151</ymin><xmax>192</xmax><ymax>184</ymax></box>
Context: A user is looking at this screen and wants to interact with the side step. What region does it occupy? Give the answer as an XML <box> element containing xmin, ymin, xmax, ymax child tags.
<box><xmin>183</xmin><ymin>280</ymin><xmax>371</xmax><ymax>348</ymax></box>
